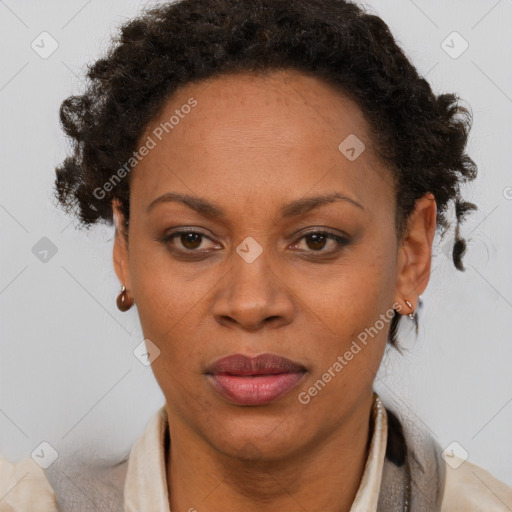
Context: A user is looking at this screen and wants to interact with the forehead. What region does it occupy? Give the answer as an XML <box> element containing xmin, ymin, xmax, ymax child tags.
<box><xmin>144</xmin><ymin>69</ymin><xmax>373</xmax><ymax>153</ymax></box>
<box><xmin>131</xmin><ymin>69</ymin><xmax>394</xmax><ymax>219</ymax></box>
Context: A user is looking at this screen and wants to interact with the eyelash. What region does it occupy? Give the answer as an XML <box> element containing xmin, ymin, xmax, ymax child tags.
<box><xmin>157</xmin><ymin>228</ymin><xmax>350</xmax><ymax>258</ymax></box>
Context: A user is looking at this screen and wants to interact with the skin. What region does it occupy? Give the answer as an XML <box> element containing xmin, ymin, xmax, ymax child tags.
<box><xmin>113</xmin><ymin>69</ymin><xmax>436</xmax><ymax>512</ymax></box>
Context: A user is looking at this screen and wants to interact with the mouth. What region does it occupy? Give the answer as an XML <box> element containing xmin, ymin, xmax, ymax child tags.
<box><xmin>205</xmin><ymin>353</ymin><xmax>307</xmax><ymax>406</ymax></box>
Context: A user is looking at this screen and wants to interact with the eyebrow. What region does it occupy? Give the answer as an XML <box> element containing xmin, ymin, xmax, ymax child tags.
<box><xmin>146</xmin><ymin>191</ymin><xmax>364</xmax><ymax>218</ymax></box>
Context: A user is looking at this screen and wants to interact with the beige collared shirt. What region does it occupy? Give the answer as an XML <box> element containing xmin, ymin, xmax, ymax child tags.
<box><xmin>124</xmin><ymin>394</ymin><xmax>388</xmax><ymax>512</ymax></box>
<box><xmin>1</xmin><ymin>394</ymin><xmax>511</xmax><ymax>511</ymax></box>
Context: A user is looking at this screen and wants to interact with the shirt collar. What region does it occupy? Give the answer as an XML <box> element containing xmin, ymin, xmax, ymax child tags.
<box><xmin>350</xmin><ymin>393</ymin><xmax>388</xmax><ymax>512</ymax></box>
<box><xmin>123</xmin><ymin>393</ymin><xmax>388</xmax><ymax>512</ymax></box>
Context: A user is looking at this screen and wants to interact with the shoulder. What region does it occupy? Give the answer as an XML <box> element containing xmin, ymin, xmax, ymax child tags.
<box><xmin>0</xmin><ymin>455</ymin><xmax>58</xmax><ymax>511</ymax></box>
<box><xmin>442</xmin><ymin>456</ymin><xmax>512</xmax><ymax>511</ymax></box>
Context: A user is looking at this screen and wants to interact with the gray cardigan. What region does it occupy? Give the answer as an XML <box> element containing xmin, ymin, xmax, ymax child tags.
<box><xmin>43</xmin><ymin>400</ymin><xmax>446</xmax><ymax>512</ymax></box>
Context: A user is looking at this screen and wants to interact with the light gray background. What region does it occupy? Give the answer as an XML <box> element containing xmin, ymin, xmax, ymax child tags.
<box><xmin>1</xmin><ymin>0</ymin><xmax>511</xmax><ymax>486</ymax></box>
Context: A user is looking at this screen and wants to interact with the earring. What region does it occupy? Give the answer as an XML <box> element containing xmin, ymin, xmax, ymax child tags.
<box><xmin>404</xmin><ymin>299</ymin><xmax>415</xmax><ymax>320</ymax></box>
<box><xmin>117</xmin><ymin>285</ymin><xmax>134</xmax><ymax>312</ymax></box>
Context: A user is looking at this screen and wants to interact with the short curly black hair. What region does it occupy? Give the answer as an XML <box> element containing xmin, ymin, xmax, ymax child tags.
<box><xmin>53</xmin><ymin>0</ymin><xmax>478</xmax><ymax>348</ymax></box>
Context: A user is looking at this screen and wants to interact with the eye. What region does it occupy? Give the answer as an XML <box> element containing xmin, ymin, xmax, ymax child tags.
<box><xmin>158</xmin><ymin>229</ymin><xmax>219</xmax><ymax>253</ymax></box>
<box><xmin>290</xmin><ymin>230</ymin><xmax>350</xmax><ymax>254</ymax></box>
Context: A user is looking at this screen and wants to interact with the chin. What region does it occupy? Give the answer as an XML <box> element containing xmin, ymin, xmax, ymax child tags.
<box><xmin>205</xmin><ymin>414</ymin><xmax>313</xmax><ymax>462</ymax></box>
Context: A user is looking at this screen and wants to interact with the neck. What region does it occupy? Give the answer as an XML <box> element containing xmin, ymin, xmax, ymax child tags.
<box><xmin>166</xmin><ymin>392</ymin><xmax>374</xmax><ymax>512</ymax></box>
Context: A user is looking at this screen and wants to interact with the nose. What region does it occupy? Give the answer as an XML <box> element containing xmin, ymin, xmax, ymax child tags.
<box><xmin>211</xmin><ymin>249</ymin><xmax>295</xmax><ymax>332</ymax></box>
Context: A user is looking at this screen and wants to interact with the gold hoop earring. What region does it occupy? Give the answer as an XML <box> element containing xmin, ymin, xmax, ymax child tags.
<box><xmin>117</xmin><ymin>285</ymin><xmax>134</xmax><ymax>312</ymax></box>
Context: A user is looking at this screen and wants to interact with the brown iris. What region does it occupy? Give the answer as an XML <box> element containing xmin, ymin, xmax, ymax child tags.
<box><xmin>304</xmin><ymin>233</ymin><xmax>327</xmax><ymax>251</ymax></box>
<box><xmin>181</xmin><ymin>232</ymin><xmax>203</xmax><ymax>250</ymax></box>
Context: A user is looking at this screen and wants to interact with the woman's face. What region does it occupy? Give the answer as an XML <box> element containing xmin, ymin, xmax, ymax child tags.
<box><xmin>113</xmin><ymin>69</ymin><xmax>435</xmax><ymax>460</ymax></box>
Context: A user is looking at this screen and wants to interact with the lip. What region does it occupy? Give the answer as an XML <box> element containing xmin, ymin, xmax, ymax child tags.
<box><xmin>205</xmin><ymin>353</ymin><xmax>307</xmax><ymax>406</ymax></box>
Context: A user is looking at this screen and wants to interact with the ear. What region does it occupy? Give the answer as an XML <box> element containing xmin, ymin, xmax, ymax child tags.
<box><xmin>395</xmin><ymin>193</ymin><xmax>437</xmax><ymax>310</ymax></box>
<box><xmin>112</xmin><ymin>198</ymin><xmax>131</xmax><ymax>290</ymax></box>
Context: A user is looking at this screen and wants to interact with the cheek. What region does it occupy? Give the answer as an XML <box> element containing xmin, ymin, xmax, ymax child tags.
<box><xmin>127</xmin><ymin>234</ymin><xmax>221</xmax><ymax>368</ymax></box>
<box><xmin>303</xmin><ymin>242</ymin><xmax>396</xmax><ymax>335</ymax></box>
<box><xmin>302</xmin><ymin>239</ymin><xmax>396</xmax><ymax>383</ymax></box>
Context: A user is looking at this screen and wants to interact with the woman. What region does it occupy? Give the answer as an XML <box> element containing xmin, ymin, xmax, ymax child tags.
<box><xmin>1</xmin><ymin>0</ymin><xmax>510</xmax><ymax>510</ymax></box>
